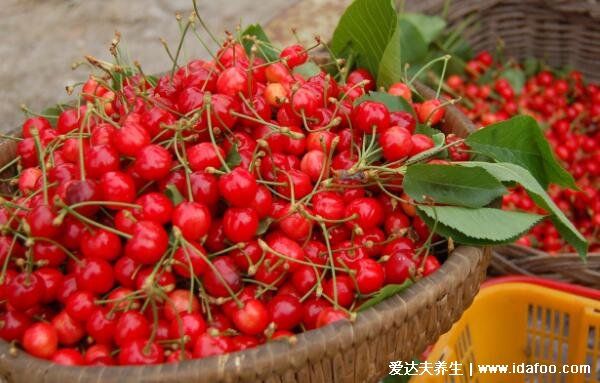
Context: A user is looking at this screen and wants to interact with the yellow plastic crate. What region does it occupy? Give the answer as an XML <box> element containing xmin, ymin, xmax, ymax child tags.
<box><xmin>412</xmin><ymin>277</ymin><xmax>600</xmax><ymax>383</ymax></box>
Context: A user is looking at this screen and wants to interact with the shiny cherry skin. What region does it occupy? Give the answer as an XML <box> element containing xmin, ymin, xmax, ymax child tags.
<box><xmin>203</xmin><ymin>256</ymin><xmax>242</xmax><ymax>298</ymax></box>
<box><xmin>22</xmin><ymin>322</ymin><xmax>58</xmax><ymax>359</ymax></box>
<box><xmin>218</xmin><ymin>167</ymin><xmax>258</xmax><ymax>207</ymax></box>
<box><xmin>172</xmin><ymin>201</ymin><xmax>212</xmax><ymax>241</ymax></box>
<box><xmin>125</xmin><ymin>221</ymin><xmax>169</xmax><ymax>265</ymax></box>
<box><xmin>223</xmin><ymin>207</ymin><xmax>259</xmax><ymax>243</ymax></box>
<box><xmin>118</xmin><ymin>339</ymin><xmax>164</xmax><ymax>365</ymax></box>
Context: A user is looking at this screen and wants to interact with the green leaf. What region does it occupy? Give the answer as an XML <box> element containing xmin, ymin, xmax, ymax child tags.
<box><xmin>354</xmin><ymin>91</ymin><xmax>415</xmax><ymax>116</ymax></box>
<box><xmin>458</xmin><ymin>161</ymin><xmax>588</xmax><ymax>258</ymax></box>
<box><xmin>331</xmin><ymin>0</ymin><xmax>397</xmax><ymax>77</ymax></box>
<box><xmin>465</xmin><ymin>115</ymin><xmax>577</xmax><ymax>189</ymax></box>
<box><xmin>164</xmin><ymin>184</ymin><xmax>184</xmax><ymax>206</ymax></box>
<box><xmin>256</xmin><ymin>217</ymin><xmax>274</xmax><ymax>236</ymax></box>
<box><xmin>293</xmin><ymin>61</ymin><xmax>322</xmax><ymax>79</ymax></box>
<box><xmin>358</xmin><ymin>280</ymin><xmax>413</xmax><ymax>312</ymax></box>
<box><xmin>224</xmin><ymin>144</ymin><xmax>242</xmax><ymax>169</ymax></box>
<box><xmin>377</xmin><ymin>18</ymin><xmax>427</xmax><ymax>88</ymax></box>
<box><xmin>403</xmin><ymin>164</ymin><xmax>506</xmax><ymax>208</ymax></box>
<box><xmin>501</xmin><ymin>67</ymin><xmax>526</xmax><ymax>94</ymax></box>
<box><xmin>400</xmin><ymin>13</ymin><xmax>446</xmax><ymax>44</ymax></box>
<box><xmin>417</xmin><ymin>205</ymin><xmax>545</xmax><ymax>245</ymax></box>
<box><xmin>406</xmin><ymin>132</ymin><xmax>446</xmax><ymax>163</ymax></box>
<box><xmin>415</xmin><ymin>124</ymin><xmax>441</xmax><ymax>137</ymax></box>
<box><xmin>523</xmin><ymin>58</ymin><xmax>541</xmax><ymax>77</ymax></box>
<box><xmin>240</xmin><ymin>23</ymin><xmax>278</xmax><ymax>62</ymax></box>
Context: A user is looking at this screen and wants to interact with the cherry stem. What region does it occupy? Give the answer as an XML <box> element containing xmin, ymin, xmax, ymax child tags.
<box><xmin>29</xmin><ymin>128</ymin><xmax>49</xmax><ymax>205</ymax></box>
<box><xmin>60</xmin><ymin>205</ymin><xmax>133</xmax><ymax>239</ymax></box>
<box><xmin>179</xmin><ymin>235</ymin><xmax>243</xmax><ymax>307</ymax></box>
<box><xmin>204</xmin><ymin>95</ymin><xmax>231</xmax><ymax>172</ymax></box>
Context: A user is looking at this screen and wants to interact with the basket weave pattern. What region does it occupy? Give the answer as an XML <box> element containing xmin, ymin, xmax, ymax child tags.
<box><xmin>406</xmin><ymin>0</ymin><xmax>600</xmax><ymax>83</ymax></box>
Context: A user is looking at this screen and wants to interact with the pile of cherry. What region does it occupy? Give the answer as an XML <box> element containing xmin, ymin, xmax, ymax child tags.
<box><xmin>446</xmin><ymin>51</ymin><xmax>600</xmax><ymax>254</ymax></box>
<box><xmin>0</xmin><ymin>41</ymin><xmax>448</xmax><ymax>365</ymax></box>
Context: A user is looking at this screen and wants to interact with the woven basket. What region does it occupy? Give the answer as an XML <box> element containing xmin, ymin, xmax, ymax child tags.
<box><xmin>489</xmin><ymin>245</ymin><xmax>600</xmax><ymax>289</ymax></box>
<box><xmin>405</xmin><ymin>0</ymin><xmax>600</xmax><ymax>83</ymax></box>
<box><xmin>0</xmin><ymin>80</ymin><xmax>489</xmax><ymax>382</ymax></box>
<box><xmin>404</xmin><ymin>0</ymin><xmax>600</xmax><ymax>287</ymax></box>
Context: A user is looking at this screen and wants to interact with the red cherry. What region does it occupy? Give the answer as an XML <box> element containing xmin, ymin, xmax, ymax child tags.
<box><xmin>22</xmin><ymin>116</ymin><xmax>51</xmax><ymax>138</ymax></box>
<box><xmin>26</xmin><ymin>204</ymin><xmax>61</xmax><ymax>239</ymax></box>
<box><xmin>52</xmin><ymin>348</ymin><xmax>85</xmax><ymax>365</ymax></box>
<box><xmin>230</xmin><ymin>241</ymin><xmax>262</xmax><ymax>274</ymax></box>
<box><xmin>379</xmin><ymin>126</ymin><xmax>413</xmax><ymax>161</ymax></box>
<box><xmin>134</xmin><ymin>144</ymin><xmax>173</xmax><ymax>181</ymax></box>
<box><xmin>86</xmin><ymin>307</ymin><xmax>118</xmax><ymax>345</ymax></box>
<box><xmin>134</xmin><ymin>192</ymin><xmax>174</xmax><ymax>225</ymax></box>
<box><xmin>114</xmin><ymin>122</ymin><xmax>150</xmax><ymax>156</ymax></box>
<box><xmin>280</xmin><ymin>44</ymin><xmax>308</xmax><ymax>68</ymax></box>
<box><xmin>114</xmin><ymin>256</ymin><xmax>138</xmax><ymax>288</ymax></box>
<box><xmin>7</xmin><ymin>272</ymin><xmax>45</xmax><ymax>310</ymax></box>
<box><xmin>56</xmin><ymin>108</ymin><xmax>84</xmax><ymax>134</ymax></box>
<box><xmin>351</xmin><ymin>101</ymin><xmax>390</xmax><ymax>133</ymax></box>
<box><xmin>35</xmin><ymin>268</ymin><xmax>64</xmax><ymax>303</ymax></box>
<box><xmin>173</xmin><ymin>241</ymin><xmax>208</xmax><ymax>277</ymax></box>
<box><xmin>114</xmin><ymin>310</ymin><xmax>151</xmax><ymax>346</ymax></box>
<box><xmin>384</xmin><ymin>253</ymin><xmax>416</xmax><ymax>284</ymax></box>
<box><xmin>388</xmin><ymin>82</ymin><xmax>412</xmax><ymax>101</ymax></box>
<box><xmin>232</xmin><ymin>298</ymin><xmax>270</xmax><ymax>335</ymax></box>
<box><xmin>81</xmin><ymin>229</ymin><xmax>122</xmax><ymax>261</ymax></box>
<box><xmin>75</xmin><ymin>257</ymin><xmax>115</xmax><ymax>294</ymax></box>
<box><xmin>52</xmin><ymin>310</ymin><xmax>85</xmax><ymax>346</ymax></box>
<box><xmin>169</xmin><ymin>312</ymin><xmax>207</xmax><ymax>348</ymax></box>
<box><xmin>275</xmin><ymin>169</ymin><xmax>312</xmax><ymax>199</ymax></box>
<box><xmin>265</xmin><ymin>235</ymin><xmax>305</xmax><ymax>272</ymax></box>
<box><xmin>302</xmin><ymin>298</ymin><xmax>329</xmax><ymax>329</ymax></box>
<box><xmin>418</xmin><ymin>99</ymin><xmax>445</xmax><ymax>125</ymax></box>
<box><xmin>65</xmin><ymin>290</ymin><xmax>96</xmax><ymax>322</ymax></box>
<box><xmin>0</xmin><ymin>310</ymin><xmax>31</xmax><ymax>341</ymax></box>
<box><xmin>100</xmin><ymin>171</ymin><xmax>137</xmax><ymax>206</ymax></box>
<box><xmin>312</xmin><ymin>191</ymin><xmax>345</xmax><ymax>223</ymax></box>
<box><xmin>172</xmin><ymin>201</ymin><xmax>212</xmax><ymax>240</ymax></box>
<box><xmin>193</xmin><ymin>333</ymin><xmax>232</xmax><ymax>358</ymax></box>
<box><xmin>249</xmin><ymin>185</ymin><xmax>273</xmax><ymax>218</ymax></box>
<box><xmin>125</xmin><ymin>221</ymin><xmax>169</xmax><ymax>265</ymax></box>
<box><xmin>64</xmin><ymin>179</ymin><xmax>102</xmax><ymax>217</ymax></box>
<box><xmin>216</xmin><ymin>66</ymin><xmax>253</xmax><ymax>97</ymax></box>
<box><xmin>84</xmin><ymin>144</ymin><xmax>119</xmax><ymax>179</ymax></box>
<box><xmin>189</xmin><ymin>171</ymin><xmax>220</xmax><ymax>205</ymax></box>
<box><xmin>187</xmin><ymin>142</ymin><xmax>226</xmax><ymax>171</ymax></box>
<box><xmin>346</xmin><ymin>68</ymin><xmax>375</xmax><ymax>92</ymax></box>
<box><xmin>315</xmin><ymin>307</ymin><xmax>349</xmax><ymax>328</ymax></box>
<box><xmin>218</xmin><ymin>167</ymin><xmax>258</xmax><ymax>207</ymax></box>
<box><xmin>84</xmin><ymin>344</ymin><xmax>114</xmax><ymax>365</ymax></box>
<box><xmin>345</xmin><ymin>197</ymin><xmax>385</xmax><ymax>231</ymax></box>
<box><xmin>118</xmin><ymin>339</ymin><xmax>164</xmax><ymax>365</ymax></box>
<box><xmin>164</xmin><ymin>289</ymin><xmax>200</xmax><ymax>320</ymax></box>
<box><xmin>268</xmin><ymin>294</ymin><xmax>303</xmax><ymax>331</ymax></box>
<box><xmin>203</xmin><ymin>256</ymin><xmax>242</xmax><ymax>298</ymax></box>
<box><xmin>384</xmin><ymin>211</ymin><xmax>411</xmax><ymax>236</ymax></box>
<box><xmin>32</xmin><ymin>242</ymin><xmax>66</xmax><ymax>268</ymax></box>
<box><xmin>22</xmin><ymin>322</ymin><xmax>58</xmax><ymax>359</ymax></box>
<box><xmin>355</xmin><ymin>258</ymin><xmax>385</xmax><ymax>294</ymax></box>
<box><xmin>223</xmin><ymin>207</ymin><xmax>259</xmax><ymax>243</ymax></box>
<box><xmin>291</xmin><ymin>266</ymin><xmax>319</xmax><ymax>296</ymax></box>
<box><xmin>323</xmin><ymin>275</ymin><xmax>355</xmax><ymax>308</ymax></box>
<box><xmin>410</xmin><ymin>134</ymin><xmax>434</xmax><ymax>156</ymax></box>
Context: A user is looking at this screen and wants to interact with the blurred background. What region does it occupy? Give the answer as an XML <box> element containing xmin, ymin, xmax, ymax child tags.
<box><xmin>0</xmin><ymin>0</ymin><xmax>304</xmax><ymax>131</ymax></box>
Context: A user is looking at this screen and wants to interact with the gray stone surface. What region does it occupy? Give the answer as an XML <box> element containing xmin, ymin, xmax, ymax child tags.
<box><xmin>0</xmin><ymin>0</ymin><xmax>297</xmax><ymax>132</ymax></box>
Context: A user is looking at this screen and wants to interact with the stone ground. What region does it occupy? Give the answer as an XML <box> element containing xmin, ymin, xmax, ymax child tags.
<box><xmin>0</xmin><ymin>0</ymin><xmax>299</xmax><ymax>132</ymax></box>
